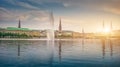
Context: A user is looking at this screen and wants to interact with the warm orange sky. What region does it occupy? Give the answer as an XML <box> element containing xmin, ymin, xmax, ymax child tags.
<box><xmin>0</xmin><ymin>0</ymin><xmax>120</xmax><ymax>32</ymax></box>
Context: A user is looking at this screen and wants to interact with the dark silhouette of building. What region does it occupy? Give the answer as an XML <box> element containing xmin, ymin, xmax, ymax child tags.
<box><xmin>102</xmin><ymin>21</ymin><xmax>105</xmax><ymax>32</ymax></box>
<box><xmin>110</xmin><ymin>22</ymin><xmax>113</xmax><ymax>31</ymax></box>
<box><xmin>59</xmin><ymin>18</ymin><xmax>62</xmax><ymax>32</ymax></box>
<box><xmin>82</xmin><ymin>28</ymin><xmax>84</xmax><ymax>38</ymax></box>
<box><xmin>18</xmin><ymin>19</ymin><xmax>21</xmax><ymax>28</ymax></box>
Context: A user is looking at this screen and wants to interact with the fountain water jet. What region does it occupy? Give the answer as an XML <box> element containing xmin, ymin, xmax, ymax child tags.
<box><xmin>47</xmin><ymin>12</ymin><xmax>54</xmax><ymax>41</ymax></box>
<box><xmin>46</xmin><ymin>12</ymin><xmax>55</xmax><ymax>66</ymax></box>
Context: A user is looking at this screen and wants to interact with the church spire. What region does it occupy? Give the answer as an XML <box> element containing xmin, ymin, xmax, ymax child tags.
<box><xmin>110</xmin><ymin>21</ymin><xmax>113</xmax><ymax>31</ymax></box>
<box><xmin>82</xmin><ymin>28</ymin><xmax>85</xmax><ymax>38</ymax></box>
<box><xmin>59</xmin><ymin>18</ymin><xmax>62</xmax><ymax>32</ymax></box>
<box><xmin>18</xmin><ymin>19</ymin><xmax>21</xmax><ymax>28</ymax></box>
<box><xmin>103</xmin><ymin>21</ymin><xmax>105</xmax><ymax>30</ymax></box>
<box><xmin>102</xmin><ymin>20</ymin><xmax>105</xmax><ymax>32</ymax></box>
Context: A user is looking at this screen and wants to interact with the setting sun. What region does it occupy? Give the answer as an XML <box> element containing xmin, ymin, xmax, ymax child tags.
<box><xmin>103</xmin><ymin>28</ymin><xmax>111</xmax><ymax>33</ymax></box>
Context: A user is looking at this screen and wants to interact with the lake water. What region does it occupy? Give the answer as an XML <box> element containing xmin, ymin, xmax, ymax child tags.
<box><xmin>0</xmin><ymin>39</ymin><xmax>120</xmax><ymax>67</ymax></box>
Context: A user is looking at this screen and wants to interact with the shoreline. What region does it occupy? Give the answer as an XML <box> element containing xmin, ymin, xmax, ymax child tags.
<box><xmin>0</xmin><ymin>38</ymin><xmax>77</xmax><ymax>41</ymax></box>
<box><xmin>0</xmin><ymin>38</ymin><xmax>119</xmax><ymax>41</ymax></box>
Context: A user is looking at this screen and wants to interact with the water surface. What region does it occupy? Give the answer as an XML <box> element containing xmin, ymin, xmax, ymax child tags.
<box><xmin>0</xmin><ymin>39</ymin><xmax>120</xmax><ymax>67</ymax></box>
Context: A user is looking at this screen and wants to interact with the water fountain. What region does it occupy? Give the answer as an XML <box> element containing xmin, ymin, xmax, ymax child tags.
<box><xmin>46</xmin><ymin>12</ymin><xmax>55</xmax><ymax>66</ymax></box>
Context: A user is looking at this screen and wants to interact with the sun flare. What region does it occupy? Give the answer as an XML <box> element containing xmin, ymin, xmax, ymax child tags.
<box><xmin>103</xmin><ymin>28</ymin><xmax>110</xmax><ymax>33</ymax></box>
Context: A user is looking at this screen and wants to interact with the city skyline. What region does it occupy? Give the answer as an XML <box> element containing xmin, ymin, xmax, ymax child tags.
<box><xmin>0</xmin><ymin>0</ymin><xmax>120</xmax><ymax>32</ymax></box>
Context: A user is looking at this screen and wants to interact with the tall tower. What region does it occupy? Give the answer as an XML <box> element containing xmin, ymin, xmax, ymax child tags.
<box><xmin>102</xmin><ymin>21</ymin><xmax>105</xmax><ymax>31</ymax></box>
<box><xmin>82</xmin><ymin>28</ymin><xmax>84</xmax><ymax>37</ymax></box>
<box><xmin>18</xmin><ymin>19</ymin><xmax>21</xmax><ymax>28</ymax></box>
<box><xmin>110</xmin><ymin>21</ymin><xmax>113</xmax><ymax>31</ymax></box>
<box><xmin>59</xmin><ymin>18</ymin><xmax>62</xmax><ymax>32</ymax></box>
<box><xmin>110</xmin><ymin>21</ymin><xmax>113</xmax><ymax>36</ymax></box>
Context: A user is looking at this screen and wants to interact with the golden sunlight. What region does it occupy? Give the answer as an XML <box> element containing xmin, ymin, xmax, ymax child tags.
<box><xmin>103</xmin><ymin>28</ymin><xmax>110</xmax><ymax>33</ymax></box>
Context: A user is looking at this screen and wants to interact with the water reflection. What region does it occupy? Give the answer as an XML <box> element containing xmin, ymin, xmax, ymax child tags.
<box><xmin>82</xmin><ymin>38</ymin><xmax>84</xmax><ymax>51</ymax></box>
<box><xmin>101</xmin><ymin>38</ymin><xmax>114</xmax><ymax>59</ymax></box>
<box><xmin>0</xmin><ymin>39</ymin><xmax>120</xmax><ymax>67</ymax></box>
<box><xmin>58</xmin><ymin>39</ymin><xmax>62</xmax><ymax>63</ymax></box>
<box><xmin>47</xmin><ymin>38</ymin><xmax>55</xmax><ymax>67</ymax></box>
<box><xmin>18</xmin><ymin>43</ymin><xmax>20</xmax><ymax>56</ymax></box>
<box><xmin>109</xmin><ymin>39</ymin><xmax>113</xmax><ymax>57</ymax></box>
<box><xmin>101</xmin><ymin>38</ymin><xmax>106</xmax><ymax>59</ymax></box>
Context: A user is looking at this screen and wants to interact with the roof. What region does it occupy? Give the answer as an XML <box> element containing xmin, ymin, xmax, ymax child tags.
<box><xmin>7</xmin><ymin>27</ymin><xmax>30</xmax><ymax>31</ymax></box>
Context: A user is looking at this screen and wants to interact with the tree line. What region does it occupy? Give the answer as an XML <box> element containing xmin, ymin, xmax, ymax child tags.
<box><xmin>0</xmin><ymin>32</ymin><xmax>39</xmax><ymax>38</ymax></box>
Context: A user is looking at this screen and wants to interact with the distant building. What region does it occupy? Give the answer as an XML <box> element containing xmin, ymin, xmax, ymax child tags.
<box><xmin>111</xmin><ymin>30</ymin><xmax>120</xmax><ymax>37</ymax></box>
<box><xmin>7</xmin><ymin>27</ymin><xmax>30</xmax><ymax>31</ymax></box>
<box><xmin>56</xmin><ymin>18</ymin><xmax>62</xmax><ymax>37</ymax></box>
<box><xmin>18</xmin><ymin>19</ymin><xmax>21</xmax><ymax>28</ymax></box>
<box><xmin>73</xmin><ymin>32</ymin><xmax>82</xmax><ymax>38</ymax></box>
<box><xmin>59</xmin><ymin>18</ymin><xmax>62</xmax><ymax>32</ymax></box>
<box><xmin>0</xmin><ymin>20</ymin><xmax>41</xmax><ymax>38</ymax></box>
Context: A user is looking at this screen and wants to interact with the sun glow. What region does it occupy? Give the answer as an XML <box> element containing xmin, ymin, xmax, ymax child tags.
<box><xmin>97</xmin><ymin>27</ymin><xmax>111</xmax><ymax>34</ymax></box>
<box><xmin>103</xmin><ymin>28</ymin><xmax>110</xmax><ymax>33</ymax></box>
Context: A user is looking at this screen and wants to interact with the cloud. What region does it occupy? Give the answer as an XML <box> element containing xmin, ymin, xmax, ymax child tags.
<box><xmin>0</xmin><ymin>0</ymin><xmax>40</xmax><ymax>10</ymax></box>
<box><xmin>103</xmin><ymin>6</ymin><xmax>120</xmax><ymax>15</ymax></box>
<box><xmin>0</xmin><ymin>7</ymin><xmax>49</xmax><ymax>22</ymax></box>
<box><xmin>0</xmin><ymin>7</ymin><xmax>16</xmax><ymax>21</ymax></box>
<box><xmin>0</xmin><ymin>0</ymin><xmax>66</xmax><ymax>10</ymax></box>
<box><xmin>100</xmin><ymin>0</ymin><xmax>120</xmax><ymax>15</ymax></box>
<box><xmin>16</xmin><ymin>1</ymin><xmax>39</xmax><ymax>10</ymax></box>
<box><xmin>42</xmin><ymin>0</ymin><xmax>118</xmax><ymax>15</ymax></box>
<box><xmin>1</xmin><ymin>0</ymin><xmax>120</xmax><ymax>20</ymax></box>
<box><xmin>1</xmin><ymin>0</ymin><xmax>120</xmax><ymax>14</ymax></box>
<box><xmin>0</xmin><ymin>7</ymin><xmax>8</xmax><ymax>12</ymax></box>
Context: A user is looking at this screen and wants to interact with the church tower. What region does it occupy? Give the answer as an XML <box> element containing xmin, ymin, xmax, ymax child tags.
<box><xmin>102</xmin><ymin>21</ymin><xmax>105</xmax><ymax>31</ymax></box>
<box><xmin>18</xmin><ymin>19</ymin><xmax>21</xmax><ymax>28</ymax></box>
<box><xmin>82</xmin><ymin>28</ymin><xmax>84</xmax><ymax>37</ymax></box>
<box><xmin>59</xmin><ymin>18</ymin><xmax>62</xmax><ymax>32</ymax></box>
<box><xmin>110</xmin><ymin>21</ymin><xmax>113</xmax><ymax>31</ymax></box>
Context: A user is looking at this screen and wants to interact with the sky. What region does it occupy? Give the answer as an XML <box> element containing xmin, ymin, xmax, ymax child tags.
<box><xmin>0</xmin><ymin>0</ymin><xmax>120</xmax><ymax>32</ymax></box>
